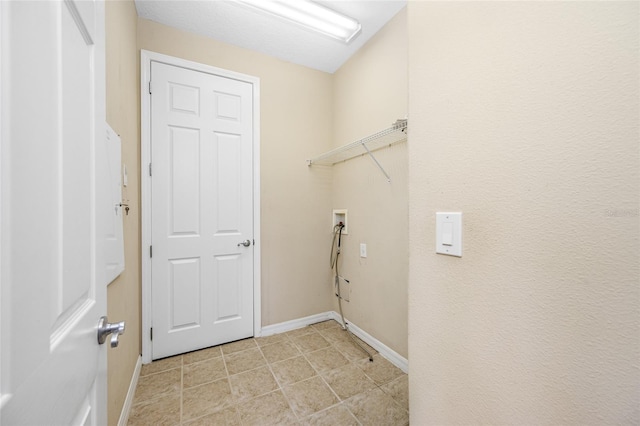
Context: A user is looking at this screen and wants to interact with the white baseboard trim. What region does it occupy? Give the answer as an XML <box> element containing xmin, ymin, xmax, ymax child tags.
<box><xmin>117</xmin><ymin>355</ymin><xmax>142</xmax><ymax>426</ymax></box>
<box><xmin>260</xmin><ymin>312</ymin><xmax>334</xmax><ymax>337</ymax></box>
<box><xmin>327</xmin><ymin>311</ymin><xmax>409</xmax><ymax>374</ymax></box>
<box><xmin>261</xmin><ymin>311</ymin><xmax>408</xmax><ymax>374</ymax></box>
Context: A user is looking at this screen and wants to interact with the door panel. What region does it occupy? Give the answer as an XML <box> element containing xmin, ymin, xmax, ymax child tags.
<box><xmin>1</xmin><ymin>1</ymin><xmax>107</xmax><ymax>424</ymax></box>
<box><xmin>214</xmin><ymin>132</ymin><xmax>243</xmax><ymax>232</ymax></box>
<box><xmin>151</xmin><ymin>62</ymin><xmax>254</xmax><ymax>359</ymax></box>
<box><xmin>170</xmin><ymin>258</ymin><xmax>201</xmax><ymax>330</ymax></box>
<box><xmin>60</xmin><ymin>0</ymin><xmax>93</xmax><ymax>316</ymax></box>
<box><xmin>170</xmin><ymin>83</ymin><xmax>200</xmax><ymax>115</ymax></box>
<box><xmin>169</xmin><ymin>126</ymin><xmax>201</xmax><ymax>235</ymax></box>
<box><xmin>214</xmin><ymin>254</ymin><xmax>243</xmax><ymax>321</ymax></box>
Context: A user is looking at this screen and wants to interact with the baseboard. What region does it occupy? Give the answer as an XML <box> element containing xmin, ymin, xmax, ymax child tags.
<box><xmin>328</xmin><ymin>311</ymin><xmax>409</xmax><ymax>373</ymax></box>
<box><xmin>260</xmin><ymin>312</ymin><xmax>334</xmax><ymax>337</ymax></box>
<box><xmin>117</xmin><ymin>355</ymin><xmax>142</xmax><ymax>426</ymax></box>
<box><xmin>261</xmin><ymin>311</ymin><xmax>408</xmax><ymax>374</ymax></box>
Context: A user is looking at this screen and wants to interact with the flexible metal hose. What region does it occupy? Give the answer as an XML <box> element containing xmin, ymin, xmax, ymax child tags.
<box><xmin>330</xmin><ymin>224</ymin><xmax>341</xmax><ymax>268</ymax></box>
<box><xmin>331</xmin><ymin>224</ymin><xmax>373</xmax><ymax>362</ymax></box>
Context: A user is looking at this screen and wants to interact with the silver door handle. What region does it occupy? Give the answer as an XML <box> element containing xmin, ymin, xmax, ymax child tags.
<box><xmin>237</xmin><ymin>239</ymin><xmax>251</xmax><ymax>247</ymax></box>
<box><xmin>97</xmin><ymin>316</ymin><xmax>126</xmax><ymax>348</ymax></box>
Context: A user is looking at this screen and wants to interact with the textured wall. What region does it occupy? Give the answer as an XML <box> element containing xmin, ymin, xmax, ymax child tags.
<box><xmin>330</xmin><ymin>8</ymin><xmax>408</xmax><ymax>358</ymax></box>
<box><xmin>408</xmin><ymin>2</ymin><xmax>639</xmax><ymax>424</ymax></box>
<box><xmin>105</xmin><ymin>1</ymin><xmax>140</xmax><ymax>425</ymax></box>
<box><xmin>137</xmin><ymin>18</ymin><xmax>335</xmax><ymax>326</ymax></box>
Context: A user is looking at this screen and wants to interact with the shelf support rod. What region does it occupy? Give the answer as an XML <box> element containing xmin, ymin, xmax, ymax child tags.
<box><xmin>361</xmin><ymin>141</ymin><xmax>391</xmax><ymax>183</ymax></box>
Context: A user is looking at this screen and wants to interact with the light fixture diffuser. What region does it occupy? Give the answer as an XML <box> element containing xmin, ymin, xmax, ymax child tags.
<box><xmin>235</xmin><ymin>0</ymin><xmax>362</xmax><ymax>44</ymax></box>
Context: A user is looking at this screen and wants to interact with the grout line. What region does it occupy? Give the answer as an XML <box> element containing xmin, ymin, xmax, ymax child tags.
<box><xmin>233</xmin><ymin>337</ymin><xmax>280</xmax><ymax>426</ymax></box>
<box><xmin>257</xmin><ymin>336</ymin><xmax>309</xmax><ymax>424</ymax></box>
<box><xmin>307</xmin><ymin>401</ymin><xmax>363</xmax><ymax>426</ymax></box>
<box><xmin>319</xmin><ymin>323</ymin><xmax>372</xmax><ymax>426</ymax></box>
<box><xmin>179</xmin><ymin>355</ymin><xmax>184</xmax><ymax>425</ymax></box>
<box><xmin>220</xmin><ymin>345</ymin><xmax>233</xmax><ymax>406</ymax></box>
<box><xmin>296</xmin><ymin>332</ymin><xmax>357</xmax><ymax>422</ymax></box>
<box><xmin>137</xmin><ymin>363</ymin><xmax>181</xmax><ymax>379</ymax></box>
<box><xmin>382</xmin><ymin>375</ymin><xmax>410</xmax><ymax>414</ymax></box>
<box><xmin>129</xmin><ymin>367</ymin><xmax>183</xmax><ymax>409</ymax></box>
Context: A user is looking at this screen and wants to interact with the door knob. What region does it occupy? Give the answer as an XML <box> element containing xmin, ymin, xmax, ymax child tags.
<box><xmin>97</xmin><ymin>316</ymin><xmax>126</xmax><ymax>348</ymax></box>
<box><xmin>237</xmin><ymin>239</ymin><xmax>251</xmax><ymax>247</ymax></box>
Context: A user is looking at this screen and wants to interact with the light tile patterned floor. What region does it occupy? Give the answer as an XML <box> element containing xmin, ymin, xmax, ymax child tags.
<box><xmin>128</xmin><ymin>320</ymin><xmax>409</xmax><ymax>425</ymax></box>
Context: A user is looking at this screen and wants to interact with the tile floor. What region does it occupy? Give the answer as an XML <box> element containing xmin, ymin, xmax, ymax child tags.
<box><xmin>128</xmin><ymin>320</ymin><xmax>409</xmax><ymax>425</ymax></box>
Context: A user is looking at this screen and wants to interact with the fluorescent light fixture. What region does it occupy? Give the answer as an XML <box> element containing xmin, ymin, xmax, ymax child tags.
<box><xmin>235</xmin><ymin>0</ymin><xmax>362</xmax><ymax>44</ymax></box>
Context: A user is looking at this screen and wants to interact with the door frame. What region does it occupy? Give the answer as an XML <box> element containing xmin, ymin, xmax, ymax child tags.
<box><xmin>140</xmin><ymin>50</ymin><xmax>261</xmax><ymax>364</ymax></box>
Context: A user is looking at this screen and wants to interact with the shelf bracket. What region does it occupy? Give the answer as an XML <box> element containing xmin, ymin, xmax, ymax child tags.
<box><xmin>307</xmin><ymin>119</ymin><xmax>407</xmax><ymax>184</ymax></box>
<box><xmin>360</xmin><ymin>141</ymin><xmax>391</xmax><ymax>183</ymax></box>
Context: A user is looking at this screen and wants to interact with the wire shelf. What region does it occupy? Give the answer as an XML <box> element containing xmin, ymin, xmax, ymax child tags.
<box><xmin>307</xmin><ymin>119</ymin><xmax>407</xmax><ymax>182</ymax></box>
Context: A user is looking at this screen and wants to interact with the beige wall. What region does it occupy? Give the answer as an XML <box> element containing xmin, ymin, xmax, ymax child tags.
<box><xmin>331</xmin><ymin>8</ymin><xmax>408</xmax><ymax>358</ymax></box>
<box><xmin>137</xmin><ymin>19</ymin><xmax>335</xmax><ymax>326</ymax></box>
<box><xmin>408</xmin><ymin>2</ymin><xmax>639</xmax><ymax>424</ymax></box>
<box><xmin>105</xmin><ymin>1</ymin><xmax>140</xmax><ymax>425</ymax></box>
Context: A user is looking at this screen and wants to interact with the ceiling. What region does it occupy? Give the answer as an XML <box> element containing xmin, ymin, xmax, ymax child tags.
<box><xmin>134</xmin><ymin>0</ymin><xmax>407</xmax><ymax>74</ymax></box>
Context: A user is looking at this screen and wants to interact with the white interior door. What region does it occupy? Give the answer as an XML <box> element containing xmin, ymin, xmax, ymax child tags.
<box><xmin>104</xmin><ymin>124</ymin><xmax>125</xmax><ymax>284</ymax></box>
<box><xmin>150</xmin><ymin>61</ymin><xmax>255</xmax><ymax>360</ymax></box>
<box><xmin>1</xmin><ymin>1</ymin><xmax>112</xmax><ymax>424</ymax></box>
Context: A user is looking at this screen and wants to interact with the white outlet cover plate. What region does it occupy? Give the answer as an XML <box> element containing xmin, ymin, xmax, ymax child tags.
<box><xmin>436</xmin><ymin>212</ymin><xmax>462</xmax><ymax>257</ymax></box>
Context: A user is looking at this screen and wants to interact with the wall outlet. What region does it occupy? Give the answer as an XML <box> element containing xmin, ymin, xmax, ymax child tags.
<box><xmin>360</xmin><ymin>243</ymin><xmax>367</xmax><ymax>258</ymax></box>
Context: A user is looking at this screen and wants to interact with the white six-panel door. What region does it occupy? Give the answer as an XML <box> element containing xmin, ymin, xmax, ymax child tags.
<box><xmin>150</xmin><ymin>61</ymin><xmax>255</xmax><ymax>359</ymax></box>
<box><xmin>1</xmin><ymin>1</ymin><xmax>109</xmax><ymax>424</ymax></box>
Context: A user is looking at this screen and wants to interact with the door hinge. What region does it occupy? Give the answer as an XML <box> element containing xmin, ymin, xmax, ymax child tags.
<box><xmin>149</xmin><ymin>163</ymin><xmax>152</xmax><ymax>177</ymax></box>
<box><xmin>148</xmin><ymin>81</ymin><xmax>152</xmax><ymax>94</ymax></box>
<box><xmin>149</xmin><ymin>245</ymin><xmax>152</xmax><ymax>258</ymax></box>
<box><xmin>150</xmin><ymin>327</ymin><xmax>153</xmax><ymax>341</ymax></box>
